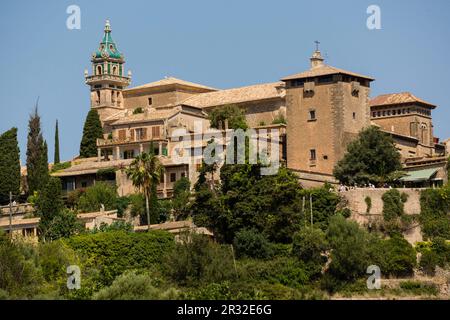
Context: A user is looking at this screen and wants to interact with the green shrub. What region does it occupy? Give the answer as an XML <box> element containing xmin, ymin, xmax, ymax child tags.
<box><xmin>65</xmin><ymin>230</ymin><xmax>175</xmax><ymax>286</ymax></box>
<box><xmin>419</xmin><ymin>250</ymin><xmax>439</xmax><ymax>275</ymax></box>
<box><xmin>365</xmin><ymin>196</ymin><xmax>372</xmax><ymax>214</ymax></box>
<box><xmin>325</xmin><ymin>215</ymin><xmax>372</xmax><ymax>283</ymax></box>
<box><xmin>292</xmin><ymin>227</ymin><xmax>328</xmax><ymax>277</ymax></box>
<box><xmin>164</xmin><ymin>233</ymin><xmax>236</xmax><ymax>286</ymax></box>
<box><xmin>77</xmin><ymin>182</ymin><xmax>118</xmax><ymax>213</ymax></box>
<box><xmin>379</xmin><ymin>235</ymin><xmax>416</xmax><ymax>277</ymax></box>
<box><xmin>420</xmin><ymin>187</ymin><xmax>450</xmax><ymax>239</ymax></box>
<box><xmin>399</xmin><ymin>281</ymin><xmax>438</xmax><ymax>296</ymax></box>
<box><xmin>382</xmin><ymin>189</ymin><xmax>405</xmax><ymax>221</ymax></box>
<box><xmin>50</xmin><ymin>161</ymin><xmax>71</xmax><ymax>173</ymax></box>
<box><xmin>133</xmin><ymin>107</ymin><xmax>144</xmax><ymax>114</ymax></box>
<box><xmin>91</xmin><ymin>221</ymin><xmax>134</xmax><ymax>233</ymax></box>
<box><xmin>237</xmin><ymin>257</ymin><xmax>309</xmax><ymax>288</ymax></box>
<box><xmin>382</xmin><ymin>189</ymin><xmax>410</xmax><ymax>234</ymax></box>
<box><xmin>337</xmin><ymin>208</ymin><xmax>352</xmax><ymax>218</ymax></box>
<box><xmin>419</xmin><ymin>237</ymin><xmax>450</xmax><ymax>275</ymax></box>
<box><xmin>272</xmin><ymin>114</ymin><xmax>286</xmax><ymax>125</ymax></box>
<box><xmin>96</xmin><ymin>168</ymin><xmax>116</xmax><ymax>181</ymax></box>
<box><xmin>270</xmin><ymin>243</ymin><xmax>292</xmax><ymax>258</ymax></box>
<box><xmin>93</xmin><ymin>271</ymin><xmax>178</xmax><ymax>300</ymax></box>
<box><xmin>129</xmin><ymin>193</ymin><xmax>145</xmax><ymax>217</ymax></box>
<box><xmin>233</xmin><ymin>229</ymin><xmax>273</xmax><ymax>259</ymax></box>
<box><xmin>38</xmin><ymin>241</ymin><xmax>79</xmax><ymax>283</ymax></box>
<box><xmin>45</xmin><ymin>209</ymin><xmax>84</xmax><ymax>241</ymax></box>
<box><xmin>115</xmin><ymin>196</ymin><xmax>130</xmax><ymax>217</ymax></box>
<box><xmin>0</xmin><ymin>232</ymin><xmax>43</xmax><ymax>298</ymax></box>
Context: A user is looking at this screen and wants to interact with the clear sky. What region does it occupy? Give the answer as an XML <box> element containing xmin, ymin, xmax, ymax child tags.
<box><xmin>1</xmin><ymin>0</ymin><xmax>450</xmax><ymax>163</ymax></box>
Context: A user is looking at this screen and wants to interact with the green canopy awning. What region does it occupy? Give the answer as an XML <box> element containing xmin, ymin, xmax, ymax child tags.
<box><xmin>400</xmin><ymin>168</ymin><xmax>438</xmax><ymax>182</ymax></box>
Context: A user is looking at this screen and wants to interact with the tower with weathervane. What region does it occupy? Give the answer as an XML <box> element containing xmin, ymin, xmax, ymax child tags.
<box><xmin>85</xmin><ymin>20</ymin><xmax>131</xmax><ymax>122</ymax></box>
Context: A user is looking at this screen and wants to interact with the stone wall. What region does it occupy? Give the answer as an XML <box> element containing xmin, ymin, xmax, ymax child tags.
<box><xmin>341</xmin><ymin>188</ymin><xmax>423</xmax><ymax>244</ymax></box>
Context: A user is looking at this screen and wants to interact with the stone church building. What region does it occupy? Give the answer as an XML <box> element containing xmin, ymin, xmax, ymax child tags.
<box><xmin>52</xmin><ymin>21</ymin><xmax>448</xmax><ymax>195</ymax></box>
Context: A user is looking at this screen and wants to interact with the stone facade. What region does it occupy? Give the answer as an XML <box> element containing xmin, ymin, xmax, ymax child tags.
<box><xmin>52</xmin><ymin>21</ymin><xmax>447</xmax><ymax>196</ymax></box>
<box><xmin>283</xmin><ymin>51</ymin><xmax>373</xmax><ymax>185</ymax></box>
<box><xmin>341</xmin><ymin>188</ymin><xmax>423</xmax><ymax>244</ymax></box>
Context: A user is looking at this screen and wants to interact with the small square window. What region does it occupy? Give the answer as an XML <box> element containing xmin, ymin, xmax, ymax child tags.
<box><xmin>170</xmin><ymin>173</ymin><xmax>176</xmax><ymax>182</ymax></box>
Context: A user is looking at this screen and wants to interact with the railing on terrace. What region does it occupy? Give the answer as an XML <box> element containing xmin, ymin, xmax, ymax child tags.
<box><xmin>97</xmin><ymin>136</ymin><xmax>166</xmax><ymax>146</ymax></box>
<box><xmin>85</xmin><ymin>74</ymin><xmax>131</xmax><ymax>84</ymax></box>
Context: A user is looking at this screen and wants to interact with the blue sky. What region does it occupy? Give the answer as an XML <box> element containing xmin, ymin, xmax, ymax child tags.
<box><xmin>1</xmin><ymin>0</ymin><xmax>450</xmax><ymax>163</ymax></box>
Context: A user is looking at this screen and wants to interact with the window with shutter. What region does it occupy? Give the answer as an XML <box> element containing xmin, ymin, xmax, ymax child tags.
<box><xmin>118</xmin><ymin>129</ymin><xmax>126</xmax><ymax>141</ymax></box>
<box><xmin>152</xmin><ymin>126</ymin><xmax>160</xmax><ymax>138</ymax></box>
<box><xmin>142</xmin><ymin>128</ymin><xmax>147</xmax><ymax>140</ymax></box>
<box><xmin>130</xmin><ymin>129</ymin><xmax>135</xmax><ymax>141</ymax></box>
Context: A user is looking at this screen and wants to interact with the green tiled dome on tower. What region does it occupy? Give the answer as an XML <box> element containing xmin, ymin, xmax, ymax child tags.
<box><xmin>93</xmin><ymin>20</ymin><xmax>123</xmax><ymax>60</ymax></box>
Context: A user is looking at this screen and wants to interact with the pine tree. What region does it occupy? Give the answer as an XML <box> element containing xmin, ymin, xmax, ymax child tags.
<box><xmin>80</xmin><ymin>109</ymin><xmax>103</xmax><ymax>158</ymax></box>
<box><xmin>0</xmin><ymin>128</ymin><xmax>21</xmax><ymax>203</ymax></box>
<box><xmin>26</xmin><ymin>106</ymin><xmax>49</xmax><ymax>194</ymax></box>
<box><xmin>54</xmin><ymin>119</ymin><xmax>60</xmax><ymax>164</ymax></box>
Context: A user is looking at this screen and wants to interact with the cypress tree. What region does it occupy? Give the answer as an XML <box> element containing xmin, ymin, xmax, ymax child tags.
<box><xmin>54</xmin><ymin>119</ymin><xmax>60</xmax><ymax>164</ymax></box>
<box><xmin>0</xmin><ymin>128</ymin><xmax>21</xmax><ymax>203</ymax></box>
<box><xmin>26</xmin><ymin>107</ymin><xmax>49</xmax><ymax>194</ymax></box>
<box><xmin>80</xmin><ymin>109</ymin><xmax>103</xmax><ymax>158</ymax></box>
<box><xmin>37</xmin><ymin>176</ymin><xmax>64</xmax><ymax>240</ymax></box>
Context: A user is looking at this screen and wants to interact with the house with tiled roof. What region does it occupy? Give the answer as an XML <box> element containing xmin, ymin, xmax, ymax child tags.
<box><xmin>369</xmin><ymin>92</ymin><xmax>447</xmax><ymax>186</ymax></box>
<box><xmin>52</xmin><ymin>20</ymin><xmax>447</xmax><ymax>194</ymax></box>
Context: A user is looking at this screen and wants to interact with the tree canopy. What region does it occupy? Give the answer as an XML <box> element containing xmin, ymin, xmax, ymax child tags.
<box><xmin>208</xmin><ymin>105</ymin><xmax>248</xmax><ymax>130</ymax></box>
<box><xmin>54</xmin><ymin>120</ymin><xmax>60</xmax><ymax>164</ymax></box>
<box><xmin>0</xmin><ymin>128</ymin><xmax>21</xmax><ymax>203</ymax></box>
<box><xmin>26</xmin><ymin>107</ymin><xmax>49</xmax><ymax>194</ymax></box>
<box><xmin>79</xmin><ymin>109</ymin><xmax>103</xmax><ymax>158</ymax></box>
<box><xmin>333</xmin><ymin>126</ymin><xmax>403</xmax><ymax>185</ymax></box>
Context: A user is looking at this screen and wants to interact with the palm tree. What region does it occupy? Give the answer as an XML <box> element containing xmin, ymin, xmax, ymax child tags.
<box><xmin>125</xmin><ymin>149</ymin><xmax>164</xmax><ymax>230</ymax></box>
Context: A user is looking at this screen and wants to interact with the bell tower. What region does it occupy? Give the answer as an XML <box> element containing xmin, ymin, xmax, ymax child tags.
<box><xmin>85</xmin><ymin>20</ymin><xmax>131</xmax><ymax>122</ymax></box>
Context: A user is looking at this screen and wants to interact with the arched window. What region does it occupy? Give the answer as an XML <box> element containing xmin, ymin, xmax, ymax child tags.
<box><xmin>97</xmin><ymin>65</ymin><xmax>102</xmax><ymax>75</ymax></box>
<box><xmin>112</xmin><ymin>66</ymin><xmax>117</xmax><ymax>75</ymax></box>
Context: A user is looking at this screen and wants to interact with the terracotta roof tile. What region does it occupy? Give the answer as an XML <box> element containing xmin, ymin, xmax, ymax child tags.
<box><xmin>370</xmin><ymin>92</ymin><xmax>436</xmax><ymax>108</ymax></box>
<box><xmin>111</xmin><ymin>108</ymin><xmax>179</xmax><ymax>125</ymax></box>
<box><xmin>182</xmin><ymin>82</ymin><xmax>285</xmax><ymax>108</ymax></box>
<box><xmin>281</xmin><ymin>65</ymin><xmax>374</xmax><ymax>81</ymax></box>
<box><xmin>125</xmin><ymin>77</ymin><xmax>217</xmax><ymax>92</ymax></box>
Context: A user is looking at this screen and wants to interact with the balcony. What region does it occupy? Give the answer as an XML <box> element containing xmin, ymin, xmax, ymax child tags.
<box><xmin>85</xmin><ymin>74</ymin><xmax>131</xmax><ymax>86</ymax></box>
<box><xmin>97</xmin><ymin>136</ymin><xmax>167</xmax><ymax>147</ymax></box>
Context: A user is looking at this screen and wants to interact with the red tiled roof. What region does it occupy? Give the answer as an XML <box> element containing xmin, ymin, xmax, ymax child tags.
<box><xmin>370</xmin><ymin>92</ymin><xmax>436</xmax><ymax>109</ymax></box>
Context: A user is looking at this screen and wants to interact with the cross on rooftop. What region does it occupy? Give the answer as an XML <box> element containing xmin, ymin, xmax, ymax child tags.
<box><xmin>314</xmin><ymin>40</ymin><xmax>320</xmax><ymax>51</ymax></box>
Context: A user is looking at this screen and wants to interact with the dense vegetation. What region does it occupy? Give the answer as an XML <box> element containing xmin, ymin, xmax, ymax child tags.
<box><xmin>333</xmin><ymin>126</ymin><xmax>403</xmax><ymax>186</ymax></box>
<box><xmin>1</xmin><ymin>112</ymin><xmax>449</xmax><ymax>300</ymax></box>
